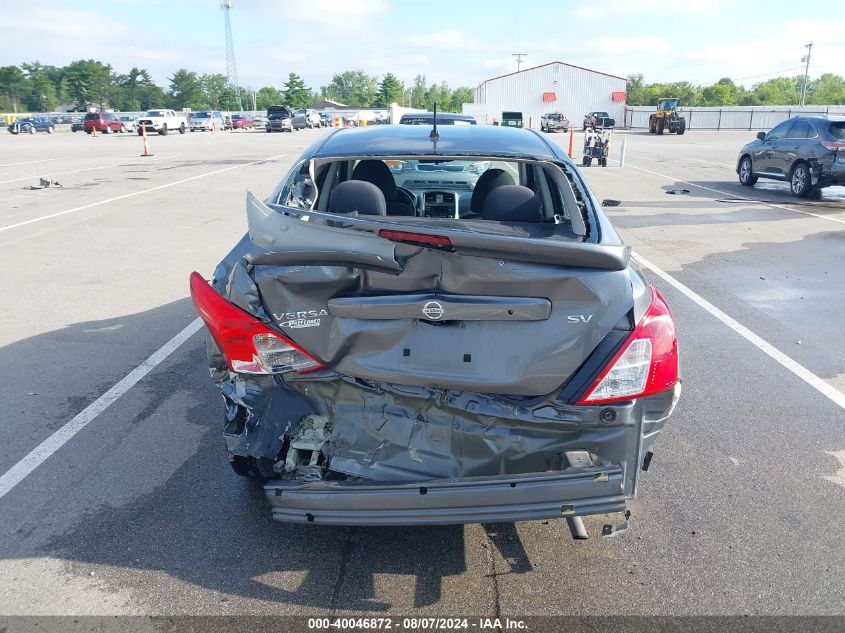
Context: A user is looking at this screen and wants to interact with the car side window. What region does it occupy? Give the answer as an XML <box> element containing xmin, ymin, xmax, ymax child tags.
<box><xmin>766</xmin><ymin>120</ymin><xmax>794</xmax><ymax>141</ymax></box>
<box><xmin>786</xmin><ymin>121</ymin><xmax>812</xmax><ymax>139</ymax></box>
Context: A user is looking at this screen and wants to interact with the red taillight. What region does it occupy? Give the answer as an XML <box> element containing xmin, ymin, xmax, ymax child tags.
<box><xmin>189</xmin><ymin>272</ymin><xmax>323</xmax><ymax>375</ymax></box>
<box><xmin>378</xmin><ymin>229</ymin><xmax>452</xmax><ymax>249</ymax></box>
<box><xmin>577</xmin><ymin>286</ymin><xmax>678</xmax><ymax>405</ymax></box>
<box><xmin>821</xmin><ymin>141</ymin><xmax>845</xmax><ymax>151</ymax></box>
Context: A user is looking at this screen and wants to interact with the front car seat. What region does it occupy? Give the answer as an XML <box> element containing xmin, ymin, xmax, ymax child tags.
<box><xmin>329</xmin><ymin>180</ymin><xmax>387</xmax><ymax>215</ymax></box>
<box><xmin>470</xmin><ymin>168</ymin><xmax>516</xmax><ymax>214</ymax></box>
<box><xmin>482</xmin><ymin>185</ymin><xmax>543</xmax><ymax>223</ymax></box>
<box><xmin>351</xmin><ymin>160</ymin><xmax>415</xmax><ymax>216</ymax></box>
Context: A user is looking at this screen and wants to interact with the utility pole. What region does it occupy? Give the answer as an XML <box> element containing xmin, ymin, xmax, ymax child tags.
<box><xmin>800</xmin><ymin>42</ymin><xmax>812</xmax><ymax>107</ymax></box>
<box><xmin>512</xmin><ymin>53</ymin><xmax>527</xmax><ymax>73</ymax></box>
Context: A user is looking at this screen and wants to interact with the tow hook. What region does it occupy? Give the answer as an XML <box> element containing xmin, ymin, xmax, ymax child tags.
<box><xmin>601</xmin><ymin>510</ymin><xmax>632</xmax><ymax>538</ymax></box>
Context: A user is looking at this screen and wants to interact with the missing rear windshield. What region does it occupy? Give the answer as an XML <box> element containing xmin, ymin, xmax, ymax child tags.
<box><xmin>273</xmin><ymin>156</ymin><xmax>595</xmax><ymax>240</ymax></box>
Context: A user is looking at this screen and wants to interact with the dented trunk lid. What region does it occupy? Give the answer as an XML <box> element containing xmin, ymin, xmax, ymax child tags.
<box><xmin>245</xmin><ymin>193</ymin><xmax>634</xmax><ymax>397</ymax></box>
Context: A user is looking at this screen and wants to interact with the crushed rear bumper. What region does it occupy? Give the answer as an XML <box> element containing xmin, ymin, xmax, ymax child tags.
<box><xmin>264</xmin><ymin>466</ymin><xmax>625</xmax><ymax>526</ymax></box>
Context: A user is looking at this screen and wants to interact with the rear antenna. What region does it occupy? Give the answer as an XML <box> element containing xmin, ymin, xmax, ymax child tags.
<box><xmin>430</xmin><ymin>101</ymin><xmax>439</xmax><ymax>143</ymax></box>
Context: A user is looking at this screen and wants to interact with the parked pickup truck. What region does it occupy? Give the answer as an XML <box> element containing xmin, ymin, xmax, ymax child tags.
<box><xmin>583</xmin><ymin>111</ymin><xmax>616</xmax><ymax>130</ymax></box>
<box><xmin>137</xmin><ymin>109</ymin><xmax>187</xmax><ymax>135</ymax></box>
<box><xmin>540</xmin><ymin>112</ymin><xmax>569</xmax><ymax>133</ymax></box>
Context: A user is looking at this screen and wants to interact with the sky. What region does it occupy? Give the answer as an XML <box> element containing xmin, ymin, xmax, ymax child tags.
<box><xmin>1</xmin><ymin>0</ymin><xmax>843</xmax><ymax>91</ymax></box>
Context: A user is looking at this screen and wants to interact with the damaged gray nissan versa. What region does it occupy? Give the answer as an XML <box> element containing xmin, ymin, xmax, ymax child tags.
<box><xmin>190</xmin><ymin>123</ymin><xmax>680</xmax><ymax>535</ymax></box>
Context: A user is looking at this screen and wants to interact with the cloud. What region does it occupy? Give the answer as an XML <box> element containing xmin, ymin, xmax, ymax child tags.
<box><xmin>585</xmin><ymin>37</ymin><xmax>671</xmax><ymax>55</ymax></box>
<box><xmin>406</xmin><ymin>29</ymin><xmax>477</xmax><ymax>50</ymax></box>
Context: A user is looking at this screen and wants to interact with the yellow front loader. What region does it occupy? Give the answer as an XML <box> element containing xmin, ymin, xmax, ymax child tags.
<box><xmin>648</xmin><ymin>98</ymin><xmax>686</xmax><ymax>135</ymax></box>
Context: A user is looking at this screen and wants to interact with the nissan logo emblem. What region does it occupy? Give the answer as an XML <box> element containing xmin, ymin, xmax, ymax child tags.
<box><xmin>422</xmin><ymin>300</ymin><xmax>444</xmax><ymax>320</ymax></box>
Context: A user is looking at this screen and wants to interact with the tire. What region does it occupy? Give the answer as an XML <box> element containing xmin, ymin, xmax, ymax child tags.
<box><xmin>29</xmin><ymin>126</ymin><xmax>36</xmax><ymax>134</ymax></box>
<box><xmin>102</xmin><ymin>126</ymin><xmax>109</xmax><ymax>134</ymax></box>
<box><xmin>601</xmin><ymin>157</ymin><xmax>607</xmax><ymax>167</ymax></box>
<box><xmin>657</xmin><ymin>119</ymin><xmax>665</xmax><ymax>135</ymax></box>
<box><xmin>677</xmin><ymin>118</ymin><xmax>686</xmax><ymax>135</ymax></box>
<box><xmin>137</xmin><ymin>130</ymin><xmax>144</xmax><ymax>136</ymax></box>
<box><xmin>789</xmin><ymin>162</ymin><xmax>814</xmax><ymax>197</ymax></box>
<box><xmin>228</xmin><ymin>455</ymin><xmax>275</xmax><ymax>481</ymax></box>
<box><xmin>585</xmin><ymin>157</ymin><xmax>593</xmax><ymax>167</ymax></box>
<box><xmin>179</xmin><ymin>123</ymin><xmax>185</xmax><ymax>134</ymax></box>
<box><xmin>160</xmin><ymin>124</ymin><xmax>168</xmax><ymax>136</ymax></box>
<box><xmin>649</xmin><ymin>116</ymin><xmax>656</xmax><ymax>133</ymax></box>
<box><xmin>582</xmin><ymin>156</ymin><xmax>588</xmax><ymax>166</ymax></box>
<box><xmin>47</xmin><ymin>126</ymin><xmax>54</xmax><ymax>134</ymax></box>
<box><xmin>738</xmin><ymin>156</ymin><xmax>757</xmax><ymax>186</ymax></box>
<box><xmin>119</xmin><ymin>124</ymin><xmax>125</xmax><ymax>133</ymax></box>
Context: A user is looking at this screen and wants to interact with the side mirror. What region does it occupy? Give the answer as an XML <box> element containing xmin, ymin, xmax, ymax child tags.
<box><xmin>756</xmin><ymin>131</ymin><xmax>766</xmax><ymax>141</ymax></box>
<box><xmin>601</xmin><ymin>199</ymin><xmax>621</xmax><ymax>207</ymax></box>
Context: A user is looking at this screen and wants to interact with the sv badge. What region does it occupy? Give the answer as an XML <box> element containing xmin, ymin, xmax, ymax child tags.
<box><xmin>567</xmin><ymin>314</ymin><xmax>593</xmax><ymax>324</ymax></box>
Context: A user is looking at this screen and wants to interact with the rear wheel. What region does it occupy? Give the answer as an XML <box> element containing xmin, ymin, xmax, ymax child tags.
<box><xmin>29</xmin><ymin>126</ymin><xmax>36</xmax><ymax>134</ymax></box>
<box><xmin>47</xmin><ymin>126</ymin><xmax>54</xmax><ymax>134</ymax></box>
<box><xmin>179</xmin><ymin>123</ymin><xmax>185</xmax><ymax>134</ymax></box>
<box><xmin>657</xmin><ymin>119</ymin><xmax>665</xmax><ymax>135</ymax></box>
<box><xmin>601</xmin><ymin>157</ymin><xmax>607</xmax><ymax>167</ymax></box>
<box><xmin>119</xmin><ymin>124</ymin><xmax>125</xmax><ymax>133</ymax></box>
<box><xmin>160</xmin><ymin>124</ymin><xmax>168</xmax><ymax>136</ymax></box>
<box><xmin>677</xmin><ymin>118</ymin><xmax>686</xmax><ymax>135</ymax></box>
<box><xmin>789</xmin><ymin>162</ymin><xmax>814</xmax><ymax>197</ymax></box>
<box><xmin>738</xmin><ymin>156</ymin><xmax>757</xmax><ymax>186</ymax></box>
<box><xmin>228</xmin><ymin>455</ymin><xmax>276</xmax><ymax>480</ymax></box>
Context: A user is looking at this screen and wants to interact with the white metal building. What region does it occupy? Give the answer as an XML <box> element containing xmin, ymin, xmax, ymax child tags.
<box><xmin>473</xmin><ymin>61</ymin><xmax>627</xmax><ymax>129</ymax></box>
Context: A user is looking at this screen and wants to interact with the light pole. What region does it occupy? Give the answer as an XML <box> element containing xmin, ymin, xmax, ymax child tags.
<box><xmin>512</xmin><ymin>53</ymin><xmax>527</xmax><ymax>72</ymax></box>
<box><xmin>799</xmin><ymin>42</ymin><xmax>813</xmax><ymax>107</ymax></box>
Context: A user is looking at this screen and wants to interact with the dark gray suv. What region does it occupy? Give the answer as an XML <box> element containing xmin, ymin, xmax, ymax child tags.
<box><xmin>737</xmin><ymin>116</ymin><xmax>845</xmax><ymax>197</ymax></box>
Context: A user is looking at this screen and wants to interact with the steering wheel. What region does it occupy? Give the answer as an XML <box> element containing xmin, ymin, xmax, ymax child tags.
<box><xmin>396</xmin><ymin>187</ymin><xmax>417</xmax><ymax>213</ymax></box>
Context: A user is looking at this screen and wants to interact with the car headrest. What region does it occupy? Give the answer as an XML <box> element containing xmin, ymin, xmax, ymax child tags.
<box><xmin>351</xmin><ymin>159</ymin><xmax>398</xmax><ymax>201</ymax></box>
<box><xmin>482</xmin><ymin>185</ymin><xmax>543</xmax><ymax>223</ymax></box>
<box><xmin>470</xmin><ymin>168</ymin><xmax>515</xmax><ymax>213</ymax></box>
<box><xmin>329</xmin><ymin>180</ymin><xmax>387</xmax><ymax>215</ymax></box>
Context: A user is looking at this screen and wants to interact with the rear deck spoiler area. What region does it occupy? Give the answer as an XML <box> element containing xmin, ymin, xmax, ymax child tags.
<box><xmin>246</xmin><ymin>192</ymin><xmax>631</xmax><ymax>271</ymax></box>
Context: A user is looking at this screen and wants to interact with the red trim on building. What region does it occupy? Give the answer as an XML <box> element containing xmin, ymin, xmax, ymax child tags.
<box><xmin>479</xmin><ymin>61</ymin><xmax>628</xmax><ymax>86</ymax></box>
<box><xmin>542</xmin><ymin>92</ymin><xmax>556</xmax><ymax>102</ymax></box>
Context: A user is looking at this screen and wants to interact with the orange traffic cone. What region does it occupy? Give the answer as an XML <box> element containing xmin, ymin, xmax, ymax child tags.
<box><xmin>568</xmin><ymin>128</ymin><xmax>574</xmax><ymax>158</ymax></box>
<box><xmin>92</xmin><ymin>124</ymin><xmax>97</xmax><ymax>137</ymax></box>
<box><xmin>140</xmin><ymin>124</ymin><xmax>153</xmax><ymax>157</ymax></box>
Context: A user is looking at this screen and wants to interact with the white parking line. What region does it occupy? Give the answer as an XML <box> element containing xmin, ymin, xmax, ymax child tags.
<box><xmin>0</xmin><ymin>154</ymin><xmax>183</xmax><ymax>185</ymax></box>
<box><xmin>0</xmin><ymin>318</ymin><xmax>203</xmax><ymax>501</ymax></box>
<box><xmin>636</xmin><ymin>253</ymin><xmax>845</xmax><ymax>411</ymax></box>
<box><xmin>623</xmin><ymin>161</ymin><xmax>845</xmax><ymax>226</ymax></box>
<box><xmin>0</xmin><ymin>156</ymin><xmax>79</xmax><ymax>168</ymax></box>
<box><xmin>0</xmin><ymin>152</ymin><xmax>287</xmax><ymax>233</ymax></box>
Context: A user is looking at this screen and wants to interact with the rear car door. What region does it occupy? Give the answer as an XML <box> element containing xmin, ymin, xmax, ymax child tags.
<box><xmin>783</xmin><ymin>120</ymin><xmax>816</xmax><ymax>175</ymax></box>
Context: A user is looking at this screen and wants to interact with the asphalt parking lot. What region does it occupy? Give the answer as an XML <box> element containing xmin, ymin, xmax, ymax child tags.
<box><xmin>0</xmin><ymin>127</ymin><xmax>843</xmax><ymax>617</ymax></box>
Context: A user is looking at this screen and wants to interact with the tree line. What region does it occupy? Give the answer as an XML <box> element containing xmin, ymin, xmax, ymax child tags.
<box><xmin>627</xmin><ymin>73</ymin><xmax>845</xmax><ymax>107</ymax></box>
<box><xmin>0</xmin><ymin>59</ymin><xmax>475</xmax><ymax>113</ymax></box>
<box><xmin>4</xmin><ymin>59</ymin><xmax>841</xmax><ymax>114</ymax></box>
